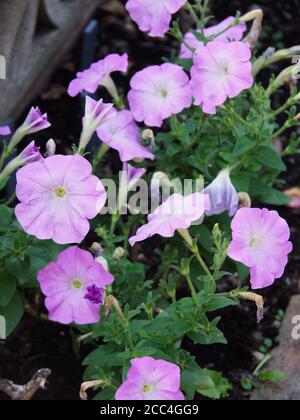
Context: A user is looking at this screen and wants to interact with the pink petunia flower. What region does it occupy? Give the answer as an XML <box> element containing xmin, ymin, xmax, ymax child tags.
<box><xmin>227</xmin><ymin>208</ymin><xmax>293</xmax><ymax>289</ymax></box>
<box><xmin>0</xmin><ymin>125</ymin><xmax>11</xmax><ymax>136</ymax></box>
<box><xmin>22</xmin><ymin>106</ymin><xmax>51</xmax><ymax>134</ymax></box>
<box><xmin>15</xmin><ymin>154</ymin><xmax>107</xmax><ymax>244</ymax></box>
<box><xmin>128</xmin><ymin>63</ymin><xmax>192</xmax><ymax>127</ymax></box>
<box><xmin>129</xmin><ymin>192</ymin><xmax>210</xmax><ymax>246</ymax></box>
<box><xmin>190</xmin><ymin>41</ymin><xmax>254</xmax><ymax>114</ymax></box>
<box><xmin>115</xmin><ymin>357</ymin><xmax>185</xmax><ymax>400</ymax></box>
<box><xmin>97</xmin><ymin>110</ymin><xmax>154</xmax><ymax>162</ymax></box>
<box><xmin>68</xmin><ymin>53</ymin><xmax>128</xmax><ymax>97</ymax></box>
<box><xmin>125</xmin><ymin>0</ymin><xmax>186</xmax><ymax>38</ymax></box>
<box><xmin>38</xmin><ymin>246</ymin><xmax>114</xmax><ymax>325</ymax></box>
<box><xmin>180</xmin><ymin>17</ymin><xmax>247</xmax><ymax>59</ymax></box>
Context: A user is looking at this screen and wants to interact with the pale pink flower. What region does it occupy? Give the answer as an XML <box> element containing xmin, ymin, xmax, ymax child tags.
<box><xmin>68</xmin><ymin>53</ymin><xmax>128</xmax><ymax>97</ymax></box>
<box><xmin>0</xmin><ymin>125</ymin><xmax>11</xmax><ymax>136</ymax></box>
<box><xmin>227</xmin><ymin>208</ymin><xmax>293</xmax><ymax>289</ymax></box>
<box><xmin>15</xmin><ymin>154</ymin><xmax>107</xmax><ymax>244</ymax></box>
<box><xmin>116</xmin><ymin>357</ymin><xmax>184</xmax><ymax>400</ymax></box>
<box><xmin>125</xmin><ymin>0</ymin><xmax>186</xmax><ymax>38</ymax></box>
<box><xmin>97</xmin><ymin>110</ymin><xmax>154</xmax><ymax>162</ymax></box>
<box><xmin>180</xmin><ymin>17</ymin><xmax>247</xmax><ymax>59</ymax></box>
<box><xmin>190</xmin><ymin>41</ymin><xmax>254</xmax><ymax>114</ymax></box>
<box><xmin>129</xmin><ymin>193</ymin><xmax>210</xmax><ymax>246</ymax></box>
<box><xmin>128</xmin><ymin>63</ymin><xmax>192</xmax><ymax>127</ymax></box>
<box><xmin>38</xmin><ymin>246</ymin><xmax>114</xmax><ymax>325</ymax></box>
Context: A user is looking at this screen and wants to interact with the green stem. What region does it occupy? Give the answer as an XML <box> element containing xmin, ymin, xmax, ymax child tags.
<box><xmin>93</xmin><ymin>143</ymin><xmax>110</xmax><ymax>169</ymax></box>
<box><xmin>184</xmin><ymin>271</ymin><xmax>200</xmax><ymax>307</ymax></box>
<box><xmin>185</xmin><ymin>3</ymin><xmax>201</xmax><ymax>27</ymax></box>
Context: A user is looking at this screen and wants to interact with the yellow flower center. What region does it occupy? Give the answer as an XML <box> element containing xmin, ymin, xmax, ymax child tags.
<box><xmin>72</xmin><ymin>278</ymin><xmax>84</xmax><ymax>289</ymax></box>
<box><xmin>143</xmin><ymin>384</ymin><xmax>154</xmax><ymax>393</ymax></box>
<box><xmin>250</xmin><ymin>235</ymin><xmax>260</xmax><ymax>248</ymax></box>
<box><xmin>161</xmin><ymin>89</ymin><xmax>168</xmax><ymax>98</ymax></box>
<box><xmin>54</xmin><ymin>187</ymin><xmax>67</xmax><ymax>198</ymax></box>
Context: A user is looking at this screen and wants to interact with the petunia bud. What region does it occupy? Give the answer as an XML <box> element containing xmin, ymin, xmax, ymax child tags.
<box><xmin>238</xmin><ymin>291</ymin><xmax>264</xmax><ymax>323</ymax></box>
<box><xmin>95</xmin><ymin>256</ymin><xmax>109</xmax><ymax>271</ymax></box>
<box><xmin>142</xmin><ymin>129</ymin><xmax>155</xmax><ymax>149</ymax></box>
<box><xmin>0</xmin><ymin>141</ymin><xmax>43</xmax><ymax>182</ymax></box>
<box><xmin>45</xmin><ymin>138</ymin><xmax>56</xmax><ymax>157</ymax></box>
<box><xmin>91</xmin><ymin>242</ymin><xmax>104</xmax><ymax>257</ymax></box>
<box><xmin>113</xmin><ymin>247</ymin><xmax>125</xmax><ymax>260</ymax></box>
<box><xmin>238</xmin><ymin>192</ymin><xmax>252</xmax><ymax>209</ymax></box>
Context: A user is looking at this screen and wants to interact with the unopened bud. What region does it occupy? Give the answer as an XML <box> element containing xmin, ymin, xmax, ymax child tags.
<box><xmin>91</xmin><ymin>242</ymin><xmax>104</xmax><ymax>257</ymax></box>
<box><xmin>238</xmin><ymin>192</ymin><xmax>252</xmax><ymax>208</ymax></box>
<box><xmin>95</xmin><ymin>256</ymin><xmax>109</xmax><ymax>271</ymax></box>
<box><xmin>142</xmin><ymin>129</ymin><xmax>155</xmax><ymax>149</ymax></box>
<box><xmin>46</xmin><ymin>138</ymin><xmax>56</xmax><ymax>157</ymax></box>
<box><xmin>113</xmin><ymin>247</ymin><xmax>125</xmax><ymax>260</ymax></box>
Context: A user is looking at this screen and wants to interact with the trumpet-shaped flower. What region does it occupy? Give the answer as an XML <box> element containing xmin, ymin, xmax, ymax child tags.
<box><xmin>129</xmin><ymin>192</ymin><xmax>210</xmax><ymax>246</ymax></box>
<box><xmin>204</xmin><ymin>168</ymin><xmax>239</xmax><ymax>216</ymax></box>
<box><xmin>125</xmin><ymin>0</ymin><xmax>186</xmax><ymax>38</ymax></box>
<box><xmin>68</xmin><ymin>53</ymin><xmax>128</xmax><ymax>97</ymax></box>
<box><xmin>180</xmin><ymin>17</ymin><xmax>247</xmax><ymax>59</ymax></box>
<box><xmin>190</xmin><ymin>41</ymin><xmax>254</xmax><ymax>114</ymax></box>
<box><xmin>0</xmin><ymin>125</ymin><xmax>11</xmax><ymax>136</ymax></box>
<box><xmin>128</xmin><ymin>63</ymin><xmax>192</xmax><ymax>127</ymax></box>
<box><xmin>227</xmin><ymin>208</ymin><xmax>292</xmax><ymax>289</ymax></box>
<box><xmin>15</xmin><ymin>154</ymin><xmax>107</xmax><ymax>244</ymax></box>
<box><xmin>38</xmin><ymin>246</ymin><xmax>114</xmax><ymax>325</ymax></box>
<box><xmin>116</xmin><ymin>357</ymin><xmax>184</xmax><ymax>400</ymax></box>
<box><xmin>22</xmin><ymin>106</ymin><xmax>51</xmax><ymax>134</ymax></box>
<box><xmin>97</xmin><ymin>110</ymin><xmax>154</xmax><ymax>162</ymax></box>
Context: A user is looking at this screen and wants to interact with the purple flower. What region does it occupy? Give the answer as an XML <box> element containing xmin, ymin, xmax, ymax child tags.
<box><xmin>129</xmin><ymin>193</ymin><xmax>210</xmax><ymax>246</ymax></box>
<box><xmin>0</xmin><ymin>125</ymin><xmax>11</xmax><ymax>136</ymax></box>
<box><xmin>180</xmin><ymin>17</ymin><xmax>247</xmax><ymax>59</ymax></box>
<box><xmin>115</xmin><ymin>357</ymin><xmax>185</xmax><ymax>400</ymax></box>
<box><xmin>126</xmin><ymin>0</ymin><xmax>186</xmax><ymax>38</ymax></box>
<box><xmin>97</xmin><ymin>110</ymin><xmax>154</xmax><ymax>162</ymax></box>
<box><xmin>227</xmin><ymin>208</ymin><xmax>293</xmax><ymax>289</ymax></box>
<box><xmin>204</xmin><ymin>168</ymin><xmax>239</xmax><ymax>216</ymax></box>
<box><xmin>38</xmin><ymin>246</ymin><xmax>114</xmax><ymax>325</ymax></box>
<box><xmin>23</xmin><ymin>106</ymin><xmax>51</xmax><ymax>134</ymax></box>
<box><xmin>84</xmin><ymin>285</ymin><xmax>105</xmax><ymax>305</ymax></box>
<box><xmin>68</xmin><ymin>53</ymin><xmax>128</xmax><ymax>97</ymax></box>
<box><xmin>128</xmin><ymin>64</ymin><xmax>192</xmax><ymax>127</ymax></box>
<box><xmin>190</xmin><ymin>41</ymin><xmax>254</xmax><ymax>114</ymax></box>
<box><xmin>15</xmin><ymin>154</ymin><xmax>107</xmax><ymax>244</ymax></box>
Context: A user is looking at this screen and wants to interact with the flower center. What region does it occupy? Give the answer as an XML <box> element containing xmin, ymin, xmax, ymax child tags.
<box><xmin>221</xmin><ymin>65</ymin><xmax>229</xmax><ymax>76</ymax></box>
<box><xmin>54</xmin><ymin>187</ymin><xmax>67</xmax><ymax>198</ymax></box>
<box><xmin>143</xmin><ymin>384</ymin><xmax>154</xmax><ymax>393</ymax></box>
<box><xmin>72</xmin><ymin>278</ymin><xmax>84</xmax><ymax>289</ymax></box>
<box><xmin>250</xmin><ymin>235</ymin><xmax>260</xmax><ymax>248</ymax></box>
<box><xmin>161</xmin><ymin>89</ymin><xmax>168</xmax><ymax>98</ymax></box>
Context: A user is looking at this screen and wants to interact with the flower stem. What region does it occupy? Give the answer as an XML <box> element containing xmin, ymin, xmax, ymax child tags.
<box><xmin>93</xmin><ymin>143</ymin><xmax>110</xmax><ymax>169</ymax></box>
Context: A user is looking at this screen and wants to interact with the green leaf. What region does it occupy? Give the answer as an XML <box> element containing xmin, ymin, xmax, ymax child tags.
<box><xmin>94</xmin><ymin>388</ymin><xmax>115</xmax><ymax>400</ymax></box>
<box><xmin>197</xmin><ymin>369</ymin><xmax>232</xmax><ymax>399</ymax></box>
<box><xmin>255</xmin><ymin>145</ymin><xmax>286</xmax><ymax>171</ymax></box>
<box><xmin>83</xmin><ymin>344</ymin><xmax>125</xmax><ymax>368</ymax></box>
<box><xmin>205</xmin><ymin>295</ymin><xmax>238</xmax><ymax>312</ymax></box>
<box><xmin>0</xmin><ymin>271</ymin><xmax>17</xmax><ymax>307</ymax></box>
<box><xmin>257</xmin><ymin>370</ymin><xmax>285</xmax><ymax>383</ymax></box>
<box><xmin>0</xmin><ymin>291</ymin><xmax>24</xmax><ymax>337</ymax></box>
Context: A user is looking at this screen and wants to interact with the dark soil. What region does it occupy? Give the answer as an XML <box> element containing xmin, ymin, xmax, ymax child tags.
<box><xmin>1</xmin><ymin>0</ymin><xmax>300</xmax><ymax>401</ymax></box>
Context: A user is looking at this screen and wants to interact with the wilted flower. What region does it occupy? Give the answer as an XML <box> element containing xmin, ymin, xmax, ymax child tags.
<box><xmin>68</xmin><ymin>53</ymin><xmax>128</xmax><ymax>99</ymax></box>
<box><xmin>204</xmin><ymin>168</ymin><xmax>239</xmax><ymax>216</ymax></box>
<box><xmin>227</xmin><ymin>208</ymin><xmax>292</xmax><ymax>289</ymax></box>
<box><xmin>115</xmin><ymin>357</ymin><xmax>185</xmax><ymax>400</ymax></box>
<box><xmin>97</xmin><ymin>110</ymin><xmax>154</xmax><ymax>162</ymax></box>
<box><xmin>38</xmin><ymin>246</ymin><xmax>114</xmax><ymax>324</ymax></box>
<box><xmin>125</xmin><ymin>0</ymin><xmax>186</xmax><ymax>38</ymax></box>
<box><xmin>0</xmin><ymin>125</ymin><xmax>11</xmax><ymax>136</ymax></box>
<box><xmin>129</xmin><ymin>193</ymin><xmax>210</xmax><ymax>246</ymax></box>
<box><xmin>180</xmin><ymin>17</ymin><xmax>247</xmax><ymax>59</ymax></box>
<box><xmin>190</xmin><ymin>41</ymin><xmax>253</xmax><ymax>114</ymax></box>
<box><xmin>15</xmin><ymin>154</ymin><xmax>107</xmax><ymax>244</ymax></box>
<box><xmin>128</xmin><ymin>63</ymin><xmax>192</xmax><ymax>127</ymax></box>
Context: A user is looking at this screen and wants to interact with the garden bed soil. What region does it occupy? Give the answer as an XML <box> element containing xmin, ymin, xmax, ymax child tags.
<box><xmin>1</xmin><ymin>0</ymin><xmax>300</xmax><ymax>400</ymax></box>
